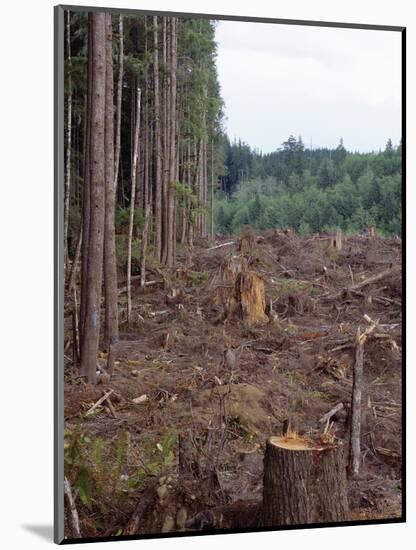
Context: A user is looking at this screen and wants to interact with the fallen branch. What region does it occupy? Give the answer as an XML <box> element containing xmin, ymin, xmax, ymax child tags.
<box><xmin>118</xmin><ymin>278</ymin><xmax>158</xmax><ymax>294</ymax></box>
<box><xmin>318</xmin><ymin>403</ymin><xmax>344</xmax><ymax>426</ymax></box>
<box><xmin>206</xmin><ymin>241</ymin><xmax>235</xmax><ymax>251</ymax></box>
<box><xmin>85</xmin><ymin>389</ymin><xmax>114</xmax><ymax>416</ymax></box>
<box><xmin>323</xmin><ymin>266</ymin><xmax>400</xmax><ymax>301</ymax></box>
<box><xmin>106</xmin><ymin>396</ymin><xmax>117</xmax><ymax>417</ymax></box>
<box><xmin>64</xmin><ymin>476</ymin><xmax>82</xmax><ymax>538</ymax></box>
<box><xmin>352</xmin><ymin>267</ymin><xmax>399</xmax><ymax>291</ymax></box>
<box><xmin>349</xmin><ymin>289</ymin><xmax>401</xmax><ymax>307</ymax></box>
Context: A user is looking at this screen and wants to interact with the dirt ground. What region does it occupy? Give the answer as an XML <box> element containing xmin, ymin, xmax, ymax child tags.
<box><xmin>63</xmin><ymin>229</ymin><xmax>402</xmax><ymax>538</ymax></box>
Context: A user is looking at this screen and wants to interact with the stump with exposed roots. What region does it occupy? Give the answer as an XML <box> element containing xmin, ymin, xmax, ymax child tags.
<box><xmin>261</xmin><ymin>435</ymin><xmax>349</xmax><ymax>526</ymax></box>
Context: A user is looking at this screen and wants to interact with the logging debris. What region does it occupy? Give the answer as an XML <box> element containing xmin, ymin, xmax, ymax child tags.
<box><xmin>64</xmin><ymin>230</ymin><xmax>402</xmax><ymax>536</ymax></box>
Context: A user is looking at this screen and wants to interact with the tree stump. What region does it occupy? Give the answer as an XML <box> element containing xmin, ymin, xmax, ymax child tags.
<box><xmin>261</xmin><ymin>435</ymin><xmax>349</xmax><ymax>526</ymax></box>
<box><xmin>211</xmin><ymin>255</ymin><xmax>268</xmax><ymax>326</ymax></box>
<box><xmin>235</xmin><ymin>270</ymin><xmax>268</xmax><ymax>325</ymax></box>
<box><xmin>335</xmin><ymin>228</ymin><xmax>343</xmax><ymax>251</ymax></box>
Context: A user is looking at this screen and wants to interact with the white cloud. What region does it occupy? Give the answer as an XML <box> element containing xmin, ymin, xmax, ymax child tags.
<box><xmin>215</xmin><ymin>20</ymin><xmax>401</xmax><ymax>152</ymax></box>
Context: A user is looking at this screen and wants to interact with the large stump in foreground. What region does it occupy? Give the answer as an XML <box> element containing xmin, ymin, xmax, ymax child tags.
<box><xmin>262</xmin><ymin>435</ymin><xmax>349</xmax><ymax>526</ymax></box>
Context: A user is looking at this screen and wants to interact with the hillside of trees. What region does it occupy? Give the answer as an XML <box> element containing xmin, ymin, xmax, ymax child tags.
<box><xmin>215</xmin><ymin>136</ymin><xmax>402</xmax><ymax>236</ymax></box>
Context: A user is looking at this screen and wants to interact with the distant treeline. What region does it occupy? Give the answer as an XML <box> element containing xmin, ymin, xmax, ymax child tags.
<box><xmin>215</xmin><ymin>136</ymin><xmax>402</xmax><ymax>236</ymax></box>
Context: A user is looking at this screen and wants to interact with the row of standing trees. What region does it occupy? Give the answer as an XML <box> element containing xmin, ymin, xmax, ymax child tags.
<box><xmin>64</xmin><ymin>11</ymin><xmax>224</xmax><ymax>383</ymax></box>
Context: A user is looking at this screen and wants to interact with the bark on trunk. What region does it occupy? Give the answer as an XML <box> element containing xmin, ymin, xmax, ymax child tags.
<box><xmin>103</xmin><ymin>13</ymin><xmax>119</xmax><ymax>349</ymax></box>
<box><xmin>127</xmin><ymin>86</ymin><xmax>141</xmax><ymax>324</ymax></box>
<box><xmin>211</xmin><ymin>140</ymin><xmax>215</xmax><ymax>241</ymax></box>
<box><xmin>72</xmin><ymin>285</ymin><xmax>80</xmax><ymax>363</ymax></box>
<box><xmin>166</xmin><ymin>17</ymin><xmax>177</xmax><ymax>267</ymax></box>
<box><xmin>67</xmin><ymin>225</ymin><xmax>82</xmax><ymax>292</ymax></box>
<box><xmin>161</xmin><ymin>17</ymin><xmax>168</xmax><ymax>264</ymax></box>
<box><xmin>80</xmin><ymin>12</ymin><xmax>107</xmax><ymax>384</ymax></box>
<box><xmin>348</xmin><ymin>337</ymin><xmax>364</xmax><ymax>478</ymax></box>
<box><xmin>113</xmin><ymin>14</ymin><xmax>124</xmax><ymax>190</ymax></box>
<box><xmin>139</xmin><ymin>205</ymin><xmax>151</xmax><ymax>288</ymax></box>
<box><xmin>64</xmin><ymin>9</ymin><xmax>72</xmax><ymax>270</ymax></box>
<box><xmin>153</xmin><ymin>16</ymin><xmax>162</xmax><ymax>261</ymax></box>
<box><xmin>80</xmin><ymin>27</ymin><xmax>92</xmax><ymax>350</ymax></box>
<box><xmin>262</xmin><ymin>435</ymin><xmax>349</xmax><ymax>526</ymax></box>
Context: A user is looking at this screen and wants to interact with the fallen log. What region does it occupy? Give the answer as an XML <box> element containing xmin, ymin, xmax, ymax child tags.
<box><xmin>350</xmin><ymin>266</ymin><xmax>399</xmax><ymax>292</ymax></box>
<box><xmin>207</xmin><ymin>241</ymin><xmax>235</xmax><ymax>251</ymax></box>
<box><xmin>323</xmin><ymin>266</ymin><xmax>400</xmax><ymax>301</ymax></box>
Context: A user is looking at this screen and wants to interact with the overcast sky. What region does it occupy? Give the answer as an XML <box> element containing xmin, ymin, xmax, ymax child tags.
<box><xmin>215</xmin><ymin>20</ymin><xmax>401</xmax><ymax>153</ymax></box>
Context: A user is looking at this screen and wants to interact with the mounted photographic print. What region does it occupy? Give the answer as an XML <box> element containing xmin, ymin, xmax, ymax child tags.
<box><xmin>54</xmin><ymin>4</ymin><xmax>405</xmax><ymax>544</ymax></box>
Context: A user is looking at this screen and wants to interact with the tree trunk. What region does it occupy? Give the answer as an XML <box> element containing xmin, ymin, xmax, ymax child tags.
<box><xmin>153</xmin><ymin>15</ymin><xmax>162</xmax><ymax>262</ymax></box>
<box><xmin>103</xmin><ymin>12</ymin><xmax>119</xmax><ymax>349</ymax></box>
<box><xmin>161</xmin><ymin>18</ymin><xmax>170</xmax><ymax>265</ymax></box>
<box><xmin>64</xmin><ymin>9</ymin><xmax>72</xmax><ymax>270</ymax></box>
<box><xmin>211</xmin><ymin>139</ymin><xmax>215</xmax><ymax>241</ymax></box>
<box><xmin>166</xmin><ymin>17</ymin><xmax>177</xmax><ymax>267</ymax></box>
<box><xmin>127</xmin><ymin>86</ymin><xmax>141</xmax><ymax>324</ymax></box>
<box><xmin>262</xmin><ymin>435</ymin><xmax>349</xmax><ymax>526</ymax></box>
<box><xmin>139</xmin><ymin>205</ymin><xmax>151</xmax><ymax>288</ymax></box>
<box><xmin>113</xmin><ymin>14</ymin><xmax>124</xmax><ymax>190</ymax></box>
<box><xmin>80</xmin><ymin>30</ymin><xmax>93</xmax><ymax>349</ymax></box>
<box><xmin>141</xmin><ymin>22</ymin><xmax>149</xmax><ymax>213</ymax></box>
<box><xmin>80</xmin><ymin>12</ymin><xmax>107</xmax><ymax>384</ymax></box>
<box><xmin>67</xmin><ymin>225</ymin><xmax>82</xmax><ymax>292</ymax></box>
<box><xmin>348</xmin><ymin>327</ymin><xmax>368</xmax><ymax>478</ymax></box>
<box><xmin>196</xmin><ymin>137</ymin><xmax>203</xmax><ymax>237</ymax></box>
<box><xmin>72</xmin><ymin>285</ymin><xmax>80</xmax><ymax>363</ymax></box>
<box><xmin>202</xmin><ymin>139</ymin><xmax>208</xmax><ymax>237</ymax></box>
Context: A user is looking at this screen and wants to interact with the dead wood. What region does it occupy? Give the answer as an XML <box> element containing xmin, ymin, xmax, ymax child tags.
<box><xmin>211</xmin><ymin>255</ymin><xmax>268</xmax><ymax>325</ymax></box>
<box><xmin>185</xmin><ymin>500</ymin><xmax>261</xmax><ymax>530</ymax></box>
<box><xmin>335</xmin><ymin>228</ymin><xmax>343</xmax><ymax>251</ymax></box>
<box><xmin>85</xmin><ymin>389</ymin><xmax>114</xmax><ymax>416</ymax></box>
<box><xmin>324</xmin><ymin>266</ymin><xmax>400</xmax><ymax>301</ymax></box>
<box><xmin>348</xmin><ymin>321</ymin><xmax>377</xmax><ymax>478</ymax></box>
<box><xmin>207</xmin><ymin>241</ymin><xmax>235</xmax><ymax>251</ymax></box>
<box><xmin>106</xmin><ymin>396</ymin><xmax>117</xmax><ymax>417</ymax></box>
<box><xmin>64</xmin><ymin>476</ymin><xmax>82</xmax><ymax>538</ymax></box>
<box><xmin>125</xmin><ymin>477</ymin><xmax>159</xmax><ymax>535</ymax></box>
<box><xmin>178</xmin><ymin>430</ymin><xmax>200</xmax><ymax>477</ymax></box>
<box><xmin>350</xmin><ymin>267</ymin><xmax>399</xmax><ymax>292</ymax></box>
<box><xmin>318</xmin><ymin>403</ymin><xmax>345</xmax><ymax>426</ymax></box>
<box><xmin>118</xmin><ymin>278</ymin><xmax>158</xmax><ymax>294</ymax></box>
